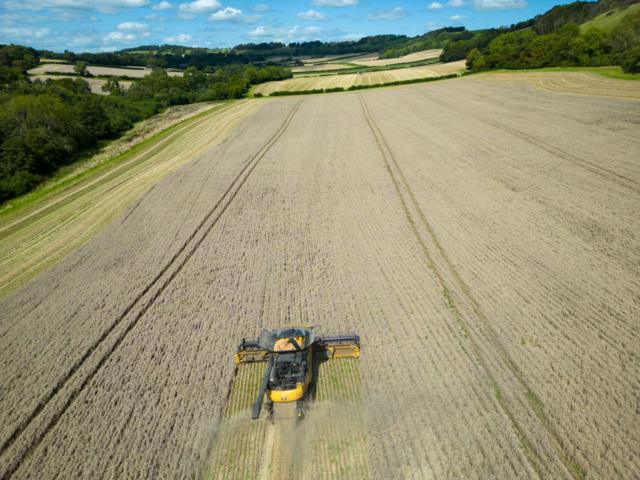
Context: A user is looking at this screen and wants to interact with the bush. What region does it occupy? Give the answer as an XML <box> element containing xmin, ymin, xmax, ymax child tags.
<box><xmin>621</xmin><ymin>46</ymin><xmax>640</xmax><ymax>72</ymax></box>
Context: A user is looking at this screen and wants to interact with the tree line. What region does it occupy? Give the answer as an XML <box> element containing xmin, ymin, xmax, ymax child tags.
<box><xmin>465</xmin><ymin>9</ymin><xmax>640</xmax><ymax>73</ymax></box>
<box><xmin>0</xmin><ymin>46</ymin><xmax>290</xmax><ymax>203</ymax></box>
<box><xmin>36</xmin><ymin>36</ymin><xmax>411</xmax><ymax>70</ymax></box>
<box><xmin>377</xmin><ymin>0</ymin><xmax>639</xmax><ymax>73</ymax></box>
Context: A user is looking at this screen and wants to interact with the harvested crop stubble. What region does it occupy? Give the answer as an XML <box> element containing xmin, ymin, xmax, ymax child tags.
<box><xmin>253</xmin><ymin>60</ymin><xmax>466</xmax><ymax>95</ymax></box>
<box><xmin>471</xmin><ymin>70</ymin><xmax>640</xmax><ymax>99</ymax></box>
<box><xmin>1</xmin><ymin>78</ymin><xmax>639</xmax><ymax>479</ymax></box>
<box><xmin>351</xmin><ymin>49</ymin><xmax>443</xmax><ymax>67</ymax></box>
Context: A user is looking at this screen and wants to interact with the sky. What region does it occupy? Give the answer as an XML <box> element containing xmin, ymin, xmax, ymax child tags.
<box><xmin>0</xmin><ymin>0</ymin><xmax>577</xmax><ymax>53</ymax></box>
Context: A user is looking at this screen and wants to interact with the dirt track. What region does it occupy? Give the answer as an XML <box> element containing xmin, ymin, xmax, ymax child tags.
<box><xmin>1</xmin><ymin>76</ymin><xmax>639</xmax><ymax>479</ymax></box>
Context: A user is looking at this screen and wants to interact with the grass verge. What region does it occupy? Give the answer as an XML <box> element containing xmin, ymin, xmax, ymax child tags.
<box><xmin>0</xmin><ymin>102</ymin><xmax>228</xmax><ymax>225</ymax></box>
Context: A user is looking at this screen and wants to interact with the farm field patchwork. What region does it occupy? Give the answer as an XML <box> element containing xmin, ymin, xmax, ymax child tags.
<box><xmin>351</xmin><ymin>48</ymin><xmax>442</xmax><ymax>67</ymax></box>
<box><xmin>0</xmin><ymin>76</ymin><xmax>639</xmax><ymax>479</ymax></box>
<box><xmin>253</xmin><ymin>60</ymin><xmax>466</xmax><ymax>95</ymax></box>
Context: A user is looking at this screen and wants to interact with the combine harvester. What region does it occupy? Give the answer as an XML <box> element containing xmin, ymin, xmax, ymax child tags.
<box><xmin>208</xmin><ymin>326</ymin><xmax>366</xmax><ymax>478</ymax></box>
<box><xmin>235</xmin><ymin>326</ymin><xmax>360</xmax><ymax>419</ymax></box>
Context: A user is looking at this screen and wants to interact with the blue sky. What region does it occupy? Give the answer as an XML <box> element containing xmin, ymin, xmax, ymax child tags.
<box><xmin>0</xmin><ymin>0</ymin><xmax>576</xmax><ymax>52</ymax></box>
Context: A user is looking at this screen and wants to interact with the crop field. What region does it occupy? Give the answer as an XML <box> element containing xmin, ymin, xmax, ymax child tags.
<box><xmin>28</xmin><ymin>63</ymin><xmax>183</xmax><ymax>77</ymax></box>
<box><xmin>253</xmin><ymin>60</ymin><xmax>466</xmax><ymax>95</ymax></box>
<box><xmin>472</xmin><ymin>70</ymin><xmax>640</xmax><ymax>99</ymax></box>
<box><xmin>300</xmin><ymin>53</ymin><xmax>371</xmax><ymax>64</ymax></box>
<box><xmin>351</xmin><ymin>49</ymin><xmax>442</xmax><ymax>67</ymax></box>
<box><xmin>1</xmin><ymin>75</ymin><xmax>639</xmax><ymax>479</ymax></box>
<box><xmin>292</xmin><ymin>63</ymin><xmax>355</xmax><ymax>74</ymax></box>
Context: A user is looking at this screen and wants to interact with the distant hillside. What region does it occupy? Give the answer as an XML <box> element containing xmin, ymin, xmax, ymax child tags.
<box><xmin>580</xmin><ymin>1</ymin><xmax>640</xmax><ymax>31</ymax></box>
<box><xmin>532</xmin><ymin>0</ymin><xmax>639</xmax><ymax>33</ymax></box>
<box><xmin>466</xmin><ymin>0</ymin><xmax>640</xmax><ymax>73</ymax></box>
<box><xmin>36</xmin><ymin>36</ymin><xmax>410</xmax><ymax>70</ymax></box>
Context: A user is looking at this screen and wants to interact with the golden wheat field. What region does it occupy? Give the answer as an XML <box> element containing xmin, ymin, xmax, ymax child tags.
<box><xmin>1</xmin><ymin>74</ymin><xmax>639</xmax><ymax>479</ymax></box>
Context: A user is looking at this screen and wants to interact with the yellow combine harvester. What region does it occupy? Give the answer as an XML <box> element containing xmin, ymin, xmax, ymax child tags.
<box><xmin>235</xmin><ymin>326</ymin><xmax>360</xmax><ymax>419</ymax></box>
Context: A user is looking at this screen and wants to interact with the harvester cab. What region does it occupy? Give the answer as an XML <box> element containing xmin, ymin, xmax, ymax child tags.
<box><xmin>235</xmin><ymin>326</ymin><xmax>360</xmax><ymax>419</ymax></box>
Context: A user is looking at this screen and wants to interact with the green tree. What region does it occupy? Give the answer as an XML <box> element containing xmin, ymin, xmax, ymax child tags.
<box><xmin>466</xmin><ymin>48</ymin><xmax>486</xmax><ymax>70</ymax></box>
<box><xmin>621</xmin><ymin>46</ymin><xmax>640</xmax><ymax>72</ymax></box>
<box><xmin>101</xmin><ymin>77</ymin><xmax>124</xmax><ymax>95</ymax></box>
<box><xmin>74</xmin><ymin>61</ymin><xmax>88</xmax><ymax>76</ymax></box>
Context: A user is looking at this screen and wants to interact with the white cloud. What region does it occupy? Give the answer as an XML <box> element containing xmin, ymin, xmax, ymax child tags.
<box><xmin>288</xmin><ymin>25</ymin><xmax>321</xmax><ymax>39</ymax></box>
<box><xmin>297</xmin><ymin>9</ymin><xmax>326</xmax><ymax>20</ymax></box>
<box><xmin>428</xmin><ymin>2</ymin><xmax>444</xmax><ymax>9</ymax></box>
<box><xmin>252</xmin><ymin>3</ymin><xmax>269</xmax><ymax>11</ymax></box>
<box><xmin>369</xmin><ymin>6</ymin><xmax>405</xmax><ymax>20</ymax></box>
<box><xmin>247</xmin><ymin>25</ymin><xmax>322</xmax><ymax>41</ymax></box>
<box><xmin>311</xmin><ymin>0</ymin><xmax>357</xmax><ymax>7</ymax></box>
<box><xmin>104</xmin><ymin>30</ymin><xmax>137</xmax><ymax>43</ymax></box>
<box><xmin>117</xmin><ymin>21</ymin><xmax>147</xmax><ymax>30</ymax></box>
<box><xmin>0</xmin><ymin>26</ymin><xmax>50</xmax><ymax>39</ymax></box>
<box><xmin>164</xmin><ymin>33</ymin><xmax>192</xmax><ymax>43</ymax></box>
<box><xmin>448</xmin><ymin>0</ymin><xmax>465</xmax><ymax>6</ymax></box>
<box><xmin>178</xmin><ymin>0</ymin><xmax>220</xmax><ymax>16</ymax></box>
<box><xmin>449</xmin><ymin>14</ymin><xmax>463</xmax><ymax>20</ymax></box>
<box><xmin>153</xmin><ymin>1</ymin><xmax>172</xmax><ymax>9</ymax></box>
<box><xmin>210</xmin><ymin>6</ymin><xmax>241</xmax><ymax>19</ymax></box>
<box><xmin>209</xmin><ymin>6</ymin><xmax>259</xmax><ymax>22</ymax></box>
<box><xmin>247</xmin><ymin>25</ymin><xmax>269</xmax><ymax>37</ymax></box>
<box><xmin>474</xmin><ymin>0</ymin><xmax>526</xmax><ymax>9</ymax></box>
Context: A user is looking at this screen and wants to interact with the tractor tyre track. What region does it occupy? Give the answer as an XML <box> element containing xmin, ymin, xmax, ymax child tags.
<box><xmin>357</xmin><ymin>93</ymin><xmax>584</xmax><ymax>480</ymax></box>
<box><xmin>0</xmin><ymin>99</ymin><xmax>303</xmax><ymax>479</ymax></box>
